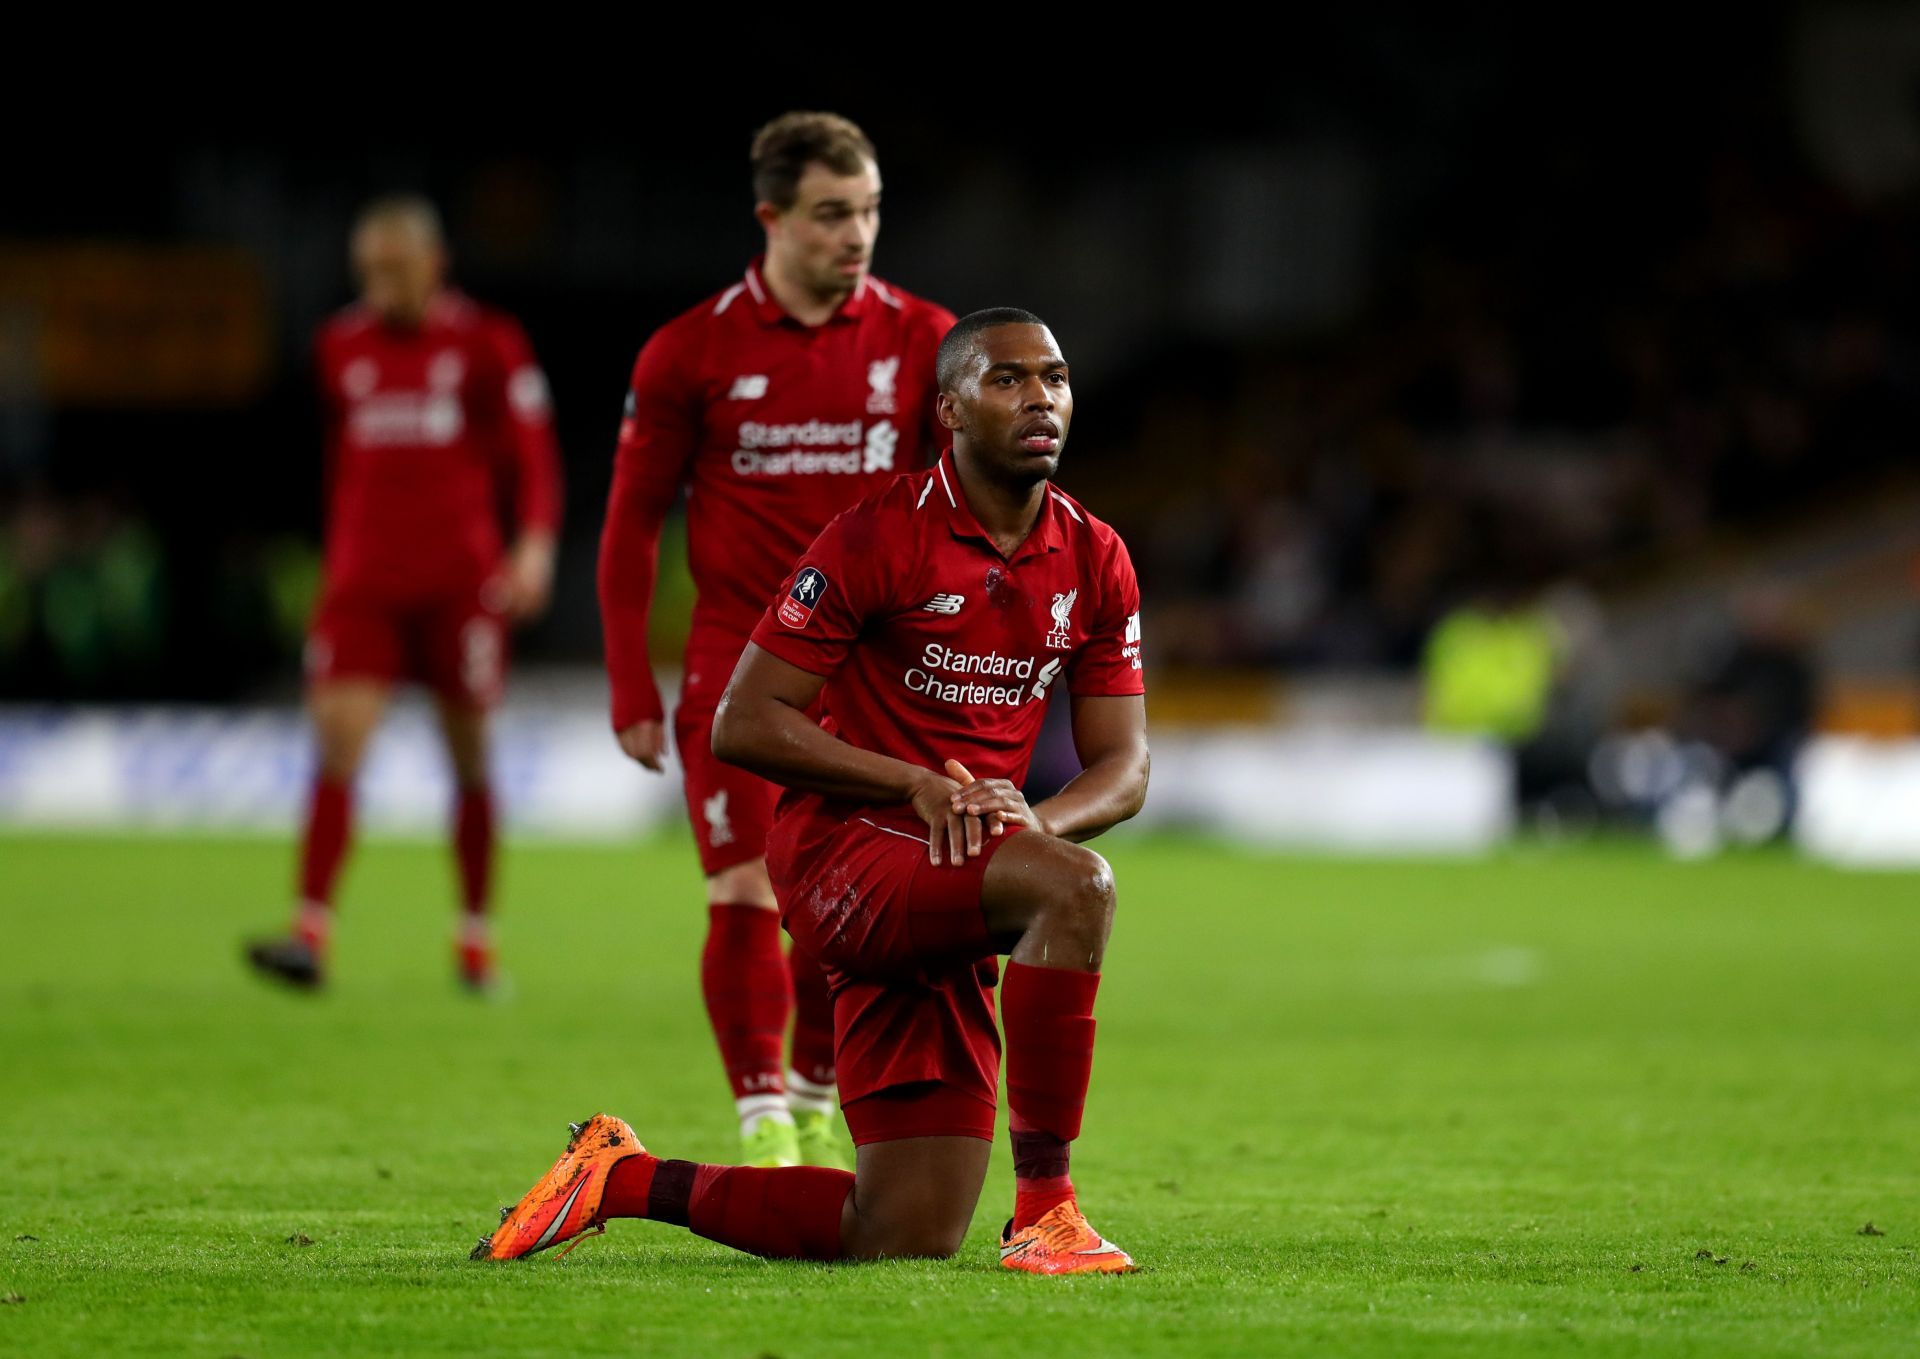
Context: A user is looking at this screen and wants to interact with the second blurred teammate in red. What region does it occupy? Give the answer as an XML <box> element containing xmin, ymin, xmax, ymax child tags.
<box><xmin>247</xmin><ymin>195</ymin><xmax>562</xmax><ymax>994</ymax></box>
<box><xmin>598</xmin><ymin>113</ymin><xmax>956</xmax><ymax>1167</ymax></box>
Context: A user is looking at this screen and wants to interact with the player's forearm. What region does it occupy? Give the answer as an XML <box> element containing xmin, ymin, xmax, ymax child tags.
<box><xmin>712</xmin><ymin>693</ymin><xmax>932</xmax><ymax>805</ymax></box>
<box><xmin>597</xmin><ymin>500</ymin><xmax>666</xmax><ymax>727</ymax></box>
<box><xmin>1032</xmin><ymin>746</ymin><xmax>1151</xmax><ymax>843</ymax></box>
<box><xmin>515</xmin><ymin>444</ymin><xmax>564</xmax><ymax>542</ymax></box>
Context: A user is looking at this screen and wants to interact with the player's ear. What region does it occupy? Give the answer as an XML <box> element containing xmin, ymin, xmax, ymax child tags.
<box><xmin>753</xmin><ymin>201</ymin><xmax>784</xmax><ymax>233</ymax></box>
<box><xmin>935</xmin><ymin>391</ymin><xmax>962</xmax><ymax>432</ymax></box>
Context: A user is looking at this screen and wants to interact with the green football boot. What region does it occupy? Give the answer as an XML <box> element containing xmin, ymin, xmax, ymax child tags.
<box><xmin>740</xmin><ymin>1117</ymin><xmax>802</xmax><ymax>1168</ymax></box>
<box><xmin>793</xmin><ymin>1107</ymin><xmax>854</xmax><ymax>1171</ymax></box>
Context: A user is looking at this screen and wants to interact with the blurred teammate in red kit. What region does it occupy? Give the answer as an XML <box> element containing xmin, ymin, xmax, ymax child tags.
<box><xmin>246</xmin><ymin>194</ymin><xmax>562</xmax><ymax>994</ymax></box>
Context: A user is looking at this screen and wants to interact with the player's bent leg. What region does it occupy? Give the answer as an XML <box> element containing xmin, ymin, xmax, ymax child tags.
<box><xmin>976</xmin><ymin>831</ymin><xmax>1134</xmax><ymax>1273</ymax></box>
<box><xmin>702</xmin><ymin>857</ymin><xmax>803</xmax><ymax>1167</ymax></box>
<box><xmin>472</xmin><ymin>1116</ymin><xmax>987</xmax><ymax>1264</ymax></box>
<box><xmin>435</xmin><ymin>697</ymin><xmax>499</xmax><ymax>992</ymax></box>
<box><xmin>475</xmin><ymin>1112</ymin><xmax>854</xmax><ymax>1262</ymax></box>
<box><xmin>246</xmin><ymin>678</ymin><xmax>390</xmax><ymax>989</ymax></box>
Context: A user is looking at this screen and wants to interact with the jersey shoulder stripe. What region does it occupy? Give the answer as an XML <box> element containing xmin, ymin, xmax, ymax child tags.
<box><xmin>1045</xmin><ymin>482</ymin><xmax>1130</xmax><ymax>558</ymax></box>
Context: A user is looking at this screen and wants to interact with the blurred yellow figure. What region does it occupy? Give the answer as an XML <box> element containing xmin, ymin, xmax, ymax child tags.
<box><xmin>1422</xmin><ymin>599</ymin><xmax>1563</xmax><ymax>743</ymax></box>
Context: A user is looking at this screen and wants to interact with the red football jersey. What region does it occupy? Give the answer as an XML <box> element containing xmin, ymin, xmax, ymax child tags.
<box><xmin>597</xmin><ymin>260</ymin><xmax>957</xmax><ymax>730</ymax></box>
<box><xmin>749</xmin><ymin>449</ymin><xmax>1145</xmax><ymax>842</ymax></box>
<box><xmin>315</xmin><ymin>292</ymin><xmax>562</xmax><ymax>600</ymax></box>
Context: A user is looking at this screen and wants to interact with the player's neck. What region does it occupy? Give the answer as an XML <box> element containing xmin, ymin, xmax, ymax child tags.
<box><xmin>371</xmin><ymin>291</ymin><xmax>441</xmax><ymax>332</ymax></box>
<box><xmin>953</xmin><ymin>451</ymin><xmax>1046</xmax><ymax>558</ymax></box>
<box><xmin>761</xmin><ymin>254</ymin><xmax>853</xmax><ymax>327</ymax></box>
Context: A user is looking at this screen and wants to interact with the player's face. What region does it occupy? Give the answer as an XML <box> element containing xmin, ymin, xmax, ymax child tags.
<box><xmin>762</xmin><ymin>158</ymin><xmax>881</xmax><ymax>297</ymax></box>
<box><xmin>943</xmin><ymin>325</ymin><xmax>1072</xmax><ymax>486</ymax></box>
<box><xmin>352</xmin><ymin>220</ymin><xmax>445</xmax><ymax>326</ymax></box>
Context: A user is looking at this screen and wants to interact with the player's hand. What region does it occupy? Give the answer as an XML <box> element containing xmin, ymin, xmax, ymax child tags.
<box><xmin>944</xmin><ymin>760</ymin><xmax>1040</xmax><ymax>842</ymax></box>
<box><xmin>617</xmin><ymin>720</ymin><xmax>667</xmax><ymax>772</ymax></box>
<box><xmin>502</xmin><ymin>534</ymin><xmax>556</xmax><ymax>622</ymax></box>
<box><xmin>909</xmin><ymin>769</ymin><xmax>980</xmax><ymax>867</ymax></box>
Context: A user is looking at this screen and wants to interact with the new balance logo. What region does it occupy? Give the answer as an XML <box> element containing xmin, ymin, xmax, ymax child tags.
<box><xmin>922</xmin><ymin>594</ymin><xmax>966</xmax><ymax>615</ymax></box>
<box><xmin>728</xmin><ymin>375</ymin><xmax>769</xmax><ymax>400</ymax></box>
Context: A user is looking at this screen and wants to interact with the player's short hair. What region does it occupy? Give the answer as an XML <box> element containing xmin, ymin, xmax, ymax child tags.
<box><xmin>353</xmin><ymin>193</ymin><xmax>444</xmax><ymax>245</ymax></box>
<box><xmin>750</xmin><ymin>112</ymin><xmax>877</xmax><ymax>209</ymax></box>
<box><xmin>935</xmin><ymin>307</ymin><xmax>1051</xmax><ymax>393</ymax></box>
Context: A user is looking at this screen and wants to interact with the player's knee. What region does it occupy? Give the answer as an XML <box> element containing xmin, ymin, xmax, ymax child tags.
<box><xmin>919</xmin><ymin>1227</ymin><xmax>966</xmax><ymax>1260</ymax></box>
<box><xmin>313</xmin><ymin>726</ymin><xmax>368</xmax><ymax>780</ymax></box>
<box><xmin>849</xmin><ymin>1204</ymin><xmax>969</xmax><ymax>1261</ymax></box>
<box><xmin>1061</xmin><ymin>847</ymin><xmax>1116</xmax><ymax>934</ymax></box>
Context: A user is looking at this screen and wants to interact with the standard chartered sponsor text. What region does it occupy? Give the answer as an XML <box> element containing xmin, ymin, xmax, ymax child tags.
<box><xmin>907</xmin><ymin>643</ymin><xmax>1039</xmax><ymax>707</ymax></box>
<box><xmin>732</xmin><ymin>449</ymin><xmax>865</xmax><ymax>475</ymax></box>
<box><xmin>732</xmin><ymin>418</ymin><xmax>902</xmax><ymax>475</ymax></box>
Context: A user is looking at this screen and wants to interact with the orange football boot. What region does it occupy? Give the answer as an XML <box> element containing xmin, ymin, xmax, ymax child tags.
<box><xmin>998</xmin><ymin>1201</ymin><xmax>1137</xmax><ymax>1275</ymax></box>
<box><xmin>470</xmin><ymin>1114</ymin><xmax>645</xmax><ymax>1261</ymax></box>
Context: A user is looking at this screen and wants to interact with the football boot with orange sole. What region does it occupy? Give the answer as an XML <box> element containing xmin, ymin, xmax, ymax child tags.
<box><xmin>471</xmin><ymin>1114</ymin><xmax>645</xmax><ymax>1261</ymax></box>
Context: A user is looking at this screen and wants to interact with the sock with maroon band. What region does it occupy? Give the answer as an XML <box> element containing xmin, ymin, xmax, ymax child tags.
<box><xmin>453</xmin><ymin>786</ymin><xmax>495</xmax><ymax>917</ymax></box>
<box><xmin>1001</xmin><ymin>961</ymin><xmax>1101</xmax><ymax>1231</ymax></box>
<box><xmin>1009</xmin><ymin>1129</ymin><xmax>1076</xmax><ymax>1230</ymax></box>
<box><xmin>599</xmin><ymin>1154</ymin><xmax>852</xmax><ymax>1259</ymax></box>
<box><xmin>786</xmin><ymin>944</ymin><xmax>838</xmax><ymax>1091</ymax></box>
<box><xmin>701</xmin><ymin>905</ymin><xmax>793</xmax><ymax>1119</ymax></box>
<box><xmin>293</xmin><ymin>777</ymin><xmax>352</xmax><ymax>948</ymax></box>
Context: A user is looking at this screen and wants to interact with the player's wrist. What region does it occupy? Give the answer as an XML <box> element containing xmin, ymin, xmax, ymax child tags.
<box><xmin>905</xmin><ymin>766</ymin><xmax>956</xmax><ymax>810</ymax></box>
<box><xmin>612</xmin><ymin>703</ymin><xmax>663</xmax><ymax>733</ymax></box>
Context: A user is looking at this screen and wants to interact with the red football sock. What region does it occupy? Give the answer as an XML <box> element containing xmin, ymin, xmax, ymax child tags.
<box><xmin>787</xmin><ymin>944</ymin><xmax>838</xmax><ymax>1089</ymax></box>
<box><xmin>295</xmin><ymin>776</ymin><xmax>352</xmax><ymax>941</ymax></box>
<box><xmin>600</xmin><ymin>1154</ymin><xmax>850</xmax><ymax>1260</ymax></box>
<box><xmin>598</xmin><ymin>1152</ymin><xmax>659</xmax><ymax>1219</ymax></box>
<box><xmin>454</xmin><ymin>786</ymin><xmax>495</xmax><ymax>917</ymax></box>
<box><xmin>1002</xmin><ymin>962</ymin><xmax>1101</xmax><ymax>1229</ymax></box>
<box><xmin>702</xmin><ymin>904</ymin><xmax>792</xmax><ymax>1101</ymax></box>
<box><xmin>1011</xmin><ymin>1170</ymin><xmax>1076</xmax><ymax>1231</ymax></box>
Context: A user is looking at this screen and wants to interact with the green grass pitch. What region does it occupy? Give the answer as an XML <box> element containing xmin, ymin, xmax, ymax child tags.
<box><xmin>3</xmin><ymin>829</ymin><xmax>1918</xmax><ymax>1356</ymax></box>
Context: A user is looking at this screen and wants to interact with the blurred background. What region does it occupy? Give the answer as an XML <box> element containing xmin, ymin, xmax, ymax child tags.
<box><xmin>7</xmin><ymin>7</ymin><xmax>1920</xmax><ymax>864</ymax></box>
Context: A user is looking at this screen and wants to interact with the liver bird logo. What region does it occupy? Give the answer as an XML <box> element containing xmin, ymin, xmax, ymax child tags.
<box><xmin>1047</xmin><ymin>588</ymin><xmax>1078</xmax><ymax>648</ymax></box>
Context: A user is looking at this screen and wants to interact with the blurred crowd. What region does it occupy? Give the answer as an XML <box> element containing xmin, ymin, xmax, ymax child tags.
<box><xmin>1117</xmin><ymin>149</ymin><xmax>1919</xmax><ymax>675</ymax></box>
<box><xmin>0</xmin><ymin>484</ymin><xmax>315</xmax><ymax>700</ymax></box>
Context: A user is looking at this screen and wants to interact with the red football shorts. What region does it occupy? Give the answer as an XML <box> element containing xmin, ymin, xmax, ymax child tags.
<box><xmin>305</xmin><ymin>582</ymin><xmax>508</xmax><ymax>709</ymax></box>
<box><xmin>673</xmin><ymin>702</ymin><xmax>780</xmax><ymax>878</ymax></box>
<box><xmin>769</xmin><ymin>810</ymin><xmax>1018</xmax><ymax>1145</ymax></box>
